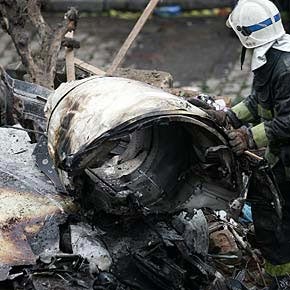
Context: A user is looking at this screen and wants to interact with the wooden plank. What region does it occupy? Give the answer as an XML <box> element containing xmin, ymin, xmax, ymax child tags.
<box><xmin>65</xmin><ymin>31</ymin><xmax>76</xmax><ymax>81</ymax></box>
<box><xmin>106</xmin><ymin>0</ymin><xmax>160</xmax><ymax>76</ymax></box>
<box><xmin>74</xmin><ymin>58</ymin><xmax>106</xmax><ymax>75</ymax></box>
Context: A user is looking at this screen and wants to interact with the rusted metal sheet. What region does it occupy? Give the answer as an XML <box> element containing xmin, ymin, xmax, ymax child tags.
<box><xmin>0</xmin><ymin>127</ymin><xmax>76</xmax><ymax>281</ymax></box>
<box><xmin>0</xmin><ymin>188</ymin><xmax>60</xmax><ymax>269</ymax></box>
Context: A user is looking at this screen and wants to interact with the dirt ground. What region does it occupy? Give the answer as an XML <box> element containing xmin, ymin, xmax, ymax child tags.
<box><xmin>0</xmin><ymin>14</ymin><xmax>249</xmax><ymax>97</ymax></box>
<box><xmin>73</xmin><ymin>15</ymin><xmax>241</xmax><ymax>86</ymax></box>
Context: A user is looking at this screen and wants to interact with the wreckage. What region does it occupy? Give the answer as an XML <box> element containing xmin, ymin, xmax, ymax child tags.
<box><xmin>45</xmin><ymin>76</ymin><xmax>243</xmax><ymax>213</ymax></box>
<box><xmin>2</xmin><ymin>71</ymin><xmax>242</xmax><ymax>211</ymax></box>
<box><xmin>0</xmin><ymin>70</ymin><xmax>277</xmax><ymax>289</ymax></box>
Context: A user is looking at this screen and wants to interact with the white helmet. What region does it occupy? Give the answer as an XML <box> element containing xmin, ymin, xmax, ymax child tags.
<box><xmin>227</xmin><ymin>0</ymin><xmax>285</xmax><ymax>48</ymax></box>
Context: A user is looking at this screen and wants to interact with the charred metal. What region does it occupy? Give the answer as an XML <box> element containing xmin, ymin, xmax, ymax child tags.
<box><xmin>0</xmin><ymin>71</ymin><xmax>277</xmax><ymax>290</ymax></box>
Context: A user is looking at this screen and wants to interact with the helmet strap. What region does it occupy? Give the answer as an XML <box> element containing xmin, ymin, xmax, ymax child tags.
<box><xmin>240</xmin><ymin>46</ymin><xmax>247</xmax><ymax>70</ymax></box>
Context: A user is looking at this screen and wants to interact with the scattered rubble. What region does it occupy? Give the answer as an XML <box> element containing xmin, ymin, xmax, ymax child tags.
<box><xmin>0</xmin><ymin>125</ymin><xmax>76</xmax><ymax>284</ymax></box>
<box><xmin>0</xmin><ymin>0</ymin><xmax>275</xmax><ymax>288</ymax></box>
<box><xmin>0</xmin><ymin>69</ymin><xmax>276</xmax><ymax>290</ymax></box>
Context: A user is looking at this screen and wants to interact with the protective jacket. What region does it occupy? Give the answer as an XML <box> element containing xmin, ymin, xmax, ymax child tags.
<box><xmin>231</xmin><ymin>48</ymin><xmax>290</xmax><ymax>179</ymax></box>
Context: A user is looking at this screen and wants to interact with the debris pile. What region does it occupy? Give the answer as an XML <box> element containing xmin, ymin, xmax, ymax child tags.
<box><xmin>0</xmin><ymin>71</ymin><xmax>272</xmax><ymax>290</ymax></box>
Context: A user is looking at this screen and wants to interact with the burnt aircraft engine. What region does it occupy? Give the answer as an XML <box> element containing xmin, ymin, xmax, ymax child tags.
<box><xmin>46</xmin><ymin>77</ymin><xmax>241</xmax><ymax>214</ymax></box>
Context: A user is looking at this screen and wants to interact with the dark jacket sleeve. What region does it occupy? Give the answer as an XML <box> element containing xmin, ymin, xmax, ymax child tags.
<box><xmin>264</xmin><ymin>72</ymin><xmax>290</xmax><ymax>142</ymax></box>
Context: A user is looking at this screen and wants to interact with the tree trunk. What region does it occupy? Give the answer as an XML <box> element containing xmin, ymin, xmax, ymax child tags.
<box><xmin>0</xmin><ymin>0</ymin><xmax>78</xmax><ymax>89</ymax></box>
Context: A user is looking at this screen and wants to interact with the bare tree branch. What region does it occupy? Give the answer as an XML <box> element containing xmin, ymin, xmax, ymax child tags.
<box><xmin>0</xmin><ymin>0</ymin><xmax>78</xmax><ymax>88</ymax></box>
<box><xmin>47</xmin><ymin>8</ymin><xmax>78</xmax><ymax>77</ymax></box>
<box><xmin>26</xmin><ymin>0</ymin><xmax>52</xmax><ymax>40</ymax></box>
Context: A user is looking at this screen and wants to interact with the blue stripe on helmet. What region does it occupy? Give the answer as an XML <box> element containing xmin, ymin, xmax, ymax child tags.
<box><xmin>274</xmin><ymin>13</ymin><xmax>281</xmax><ymax>22</ymax></box>
<box><xmin>244</xmin><ymin>13</ymin><xmax>281</xmax><ymax>34</ymax></box>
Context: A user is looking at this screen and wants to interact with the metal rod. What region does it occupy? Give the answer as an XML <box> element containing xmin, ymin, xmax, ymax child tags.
<box><xmin>244</xmin><ymin>150</ymin><xmax>263</xmax><ymax>161</ymax></box>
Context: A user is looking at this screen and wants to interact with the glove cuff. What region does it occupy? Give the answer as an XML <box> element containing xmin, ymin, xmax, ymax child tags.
<box><xmin>226</xmin><ymin>109</ymin><xmax>243</xmax><ymax>129</ymax></box>
<box><xmin>244</xmin><ymin>126</ymin><xmax>256</xmax><ymax>149</ymax></box>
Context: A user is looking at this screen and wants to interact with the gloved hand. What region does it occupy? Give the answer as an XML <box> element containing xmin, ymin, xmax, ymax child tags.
<box><xmin>227</xmin><ymin>126</ymin><xmax>255</xmax><ymax>155</ymax></box>
<box><xmin>205</xmin><ymin>109</ymin><xmax>243</xmax><ymax>129</ymax></box>
<box><xmin>205</xmin><ymin>109</ymin><xmax>228</xmax><ymax>127</ymax></box>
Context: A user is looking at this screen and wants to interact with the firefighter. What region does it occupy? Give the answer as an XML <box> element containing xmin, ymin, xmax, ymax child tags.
<box><xmin>231</xmin><ymin>0</ymin><xmax>290</xmax><ymax>33</ymax></box>
<box><xmin>208</xmin><ymin>0</ymin><xmax>290</xmax><ymax>288</ymax></box>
